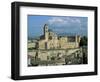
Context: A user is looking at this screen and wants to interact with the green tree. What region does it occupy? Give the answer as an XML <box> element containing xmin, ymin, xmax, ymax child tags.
<box><xmin>79</xmin><ymin>36</ymin><xmax>87</xmax><ymax>46</ymax></box>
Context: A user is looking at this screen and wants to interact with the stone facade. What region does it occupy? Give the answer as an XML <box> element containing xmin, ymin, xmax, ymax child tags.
<box><xmin>37</xmin><ymin>24</ymin><xmax>80</xmax><ymax>49</ymax></box>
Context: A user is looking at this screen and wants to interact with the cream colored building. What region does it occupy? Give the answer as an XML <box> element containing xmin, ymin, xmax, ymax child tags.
<box><xmin>36</xmin><ymin>24</ymin><xmax>80</xmax><ymax>49</ymax></box>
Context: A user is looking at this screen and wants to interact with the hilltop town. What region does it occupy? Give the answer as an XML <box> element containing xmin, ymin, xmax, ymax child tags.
<box><xmin>28</xmin><ymin>24</ymin><xmax>87</xmax><ymax>66</ymax></box>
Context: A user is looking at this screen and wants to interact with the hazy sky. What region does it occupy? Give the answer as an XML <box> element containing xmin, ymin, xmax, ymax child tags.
<box><xmin>28</xmin><ymin>15</ymin><xmax>88</xmax><ymax>38</ymax></box>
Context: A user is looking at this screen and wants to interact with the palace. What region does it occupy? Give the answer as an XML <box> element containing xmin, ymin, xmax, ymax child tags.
<box><xmin>36</xmin><ymin>24</ymin><xmax>81</xmax><ymax>49</ymax></box>
<box><xmin>28</xmin><ymin>24</ymin><xmax>84</xmax><ymax>66</ymax></box>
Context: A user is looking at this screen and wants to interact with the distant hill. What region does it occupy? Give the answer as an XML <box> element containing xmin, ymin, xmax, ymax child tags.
<box><xmin>57</xmin><ymin>33</ymin><xmax>77</xmax><ymax>37</ymax></box>
<box><xmin>28</xmin><ymin>32</ymin><xmax>87</xmax><ymax>40</ymax></box>
<box><xmin>28</xmin><ymin>36</ymin><xmax>40</xmax><ymax>40</ymax></box>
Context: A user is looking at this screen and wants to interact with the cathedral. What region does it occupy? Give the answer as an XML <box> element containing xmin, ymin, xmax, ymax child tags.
<box><xmin>36</xmin><ymin>24</ymin><xmax>81</xmax><ymax>49</ymax></box>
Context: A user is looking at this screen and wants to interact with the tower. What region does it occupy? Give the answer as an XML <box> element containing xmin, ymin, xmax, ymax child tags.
<box><xmin>75</xmin><ymin>35</ymin><xmax>81</xmax><ymax>48</ymax></box>
<box><xmin>44</xmin><ymin>24</ymin><xmax>48</xmax><ymax>41</ymax></box>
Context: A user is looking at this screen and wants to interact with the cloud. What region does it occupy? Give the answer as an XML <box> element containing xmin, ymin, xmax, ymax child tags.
<box><xmin>47</xmin><ymin>16</ymin><xmax>87</xmax><ymax>36</ymax></box>
<box><xmin>48</xmin><ymin>17</ymin><xmax>68</xmax><ymax>25</ymax></box>
<box><xmin>47</xmin><ymin>17</ymin><xmax>83</xmax><ymax>28</ymax></box>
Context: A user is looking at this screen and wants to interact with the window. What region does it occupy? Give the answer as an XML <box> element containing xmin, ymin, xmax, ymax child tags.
<box><xmin>45</xmin><ymin>42</ymin><xmax>48</xmax><ymax>49</ymax></box>
<box><xmin>49</xmin><ymin>36</ymin><xmax>52</xmax><ymax>40</ymax></box>
<box><xmin>67</xmin><ymin>36</ymin><xmax>75</xmax><ymax>42</ymax></box>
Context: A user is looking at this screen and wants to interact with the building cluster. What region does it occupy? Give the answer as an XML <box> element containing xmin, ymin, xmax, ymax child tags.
<box><xmin>28</xmin><ymin>24</ymin><xmax>82</xmax><ymax>66</ymax></box>
<box><xmin>36</xmin><ymin>24</ymin><xmax>81</xmax><ymax>49</ymax></box>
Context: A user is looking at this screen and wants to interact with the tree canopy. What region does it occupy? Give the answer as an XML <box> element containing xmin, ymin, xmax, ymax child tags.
<box><xmin>79</xmin><ymin>36</ymin><xmax>87</xmax><ymax>46</ymax></box>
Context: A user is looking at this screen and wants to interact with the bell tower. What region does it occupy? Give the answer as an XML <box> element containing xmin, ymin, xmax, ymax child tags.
<box><xmin>44</xmin><ymin>24</ymin><xmax>48</xmax><ymax>41</ymax></box>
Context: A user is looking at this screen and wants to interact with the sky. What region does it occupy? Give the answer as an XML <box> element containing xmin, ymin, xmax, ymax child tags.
<box><xmin>28</xmin><ymin>15</ymin><xmax>88</xmax><ymax>38</ymax></box>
